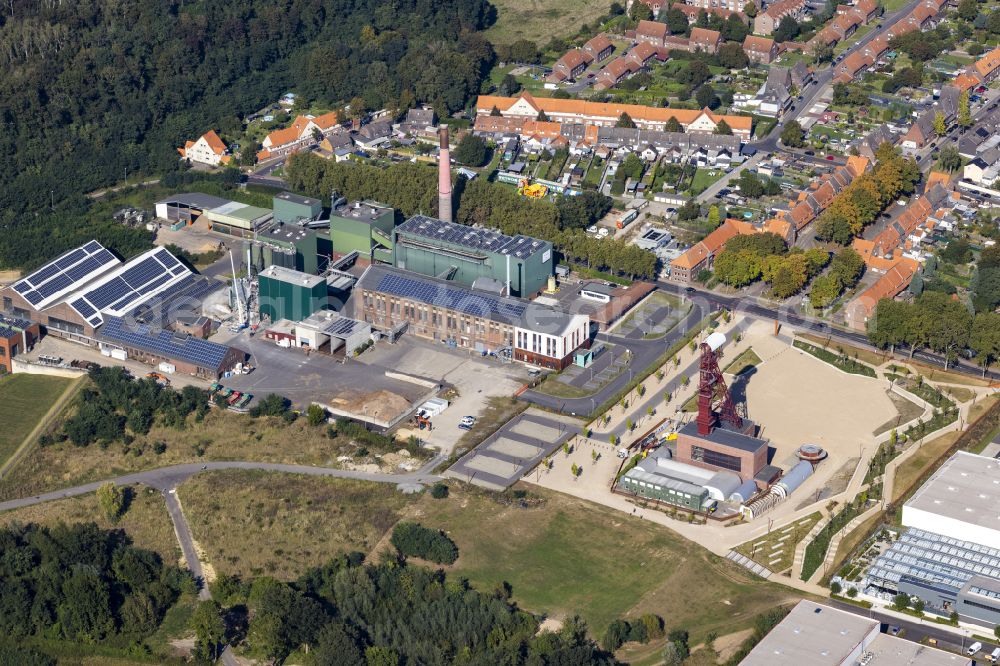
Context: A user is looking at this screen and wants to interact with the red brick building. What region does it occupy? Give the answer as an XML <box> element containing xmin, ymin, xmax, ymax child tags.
<box><xmin>0</xmin><ymin>314</ymin><xmax>40</xmax><ymax>374</ymax></box>
<box><xmin>674</xmin><ymin>420</ymin><xmax>769</xmax><ymax>482</ymax></box>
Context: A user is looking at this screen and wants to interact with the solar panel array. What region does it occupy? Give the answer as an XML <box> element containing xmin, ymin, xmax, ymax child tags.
<box><xmin>398</xmin><ymin>215</ymin><xmax>547</xmax><ymax>260</ymax></box>
<box><xmin>375</xmin><ymin>271</ymin><xmax>527</xmax><ymax>321</ymax></box>
<box><xmin>68</xmin><ymin>248</ymin><xmax>192</xmax><ymax>326</ymax></box>
<box><xmin>11</xmin><ymin>242</ymin><xmax>120</xmax><ymax>310</ymax></box>
<box><xmin>99</xmin><ymin>316</ymin><xmax>232</xmax><ymax>370</ymax></box>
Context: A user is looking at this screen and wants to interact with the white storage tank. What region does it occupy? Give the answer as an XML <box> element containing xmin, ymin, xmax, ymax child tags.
<box><xmin>158</xmin><ymin>362</ymin><xmax>176</xmax><ymax>374</ymax></box>
<box><xmin>110</xmin><ymin>348</ymin><xmax>127</xmax><ymax>361</ymax></box>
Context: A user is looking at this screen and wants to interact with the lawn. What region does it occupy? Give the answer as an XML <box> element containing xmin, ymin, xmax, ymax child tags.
<box><xmin>179</xmin><ymin>471</ymin><xmax>411</xmax><ymax>580</ymax></box>
<box><xmin>416</xmin><ymin>485</ymin><xmax>796</xmax><ymax>641</ymax></box>
<box><xmin>734</xmin><ymin>512</ymin><xmax>822</xmax><ymax>574</ymax></box>
<box><xmin>689</xmin><ymin>167</ymin><xmax>726</xmax><ymax>196</ymax></box>
<box><xmin>0</xmin><ymin>374</ymin><xmax>75</xmax><ymax>468</ymax></box>
<box><xmin>723</xmin><ymin>348</ymin><xmax>762</xmax><ymax>376</ymax></box>
<box><xmin>0</xmin><ymin>484</ymin><xmax>178</xmax><ymax>562</ymax></box>
<box><xmin>0</xmin><ymin>407</ymin><xmax>426</xmax><ymax>501</ymax></box>
<box><xmin>483</xmin><ymin>0</ymin><xmax>610</xmax><ymax>44</ymax></box>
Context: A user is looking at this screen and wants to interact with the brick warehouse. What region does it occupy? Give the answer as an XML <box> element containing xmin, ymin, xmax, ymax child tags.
<box><xmin>354</xmin><ymin>264</ymin><xmax>590</xmax><ymax>370</ymax></box>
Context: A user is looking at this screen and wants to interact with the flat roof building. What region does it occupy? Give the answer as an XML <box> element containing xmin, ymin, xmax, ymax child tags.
<box><xmin>354</xmin><ymin>264</ymin><xmax>589</xmax><ymax>369</ymax></box>
<box><xmin>154</xmin><ymin>193</ymin><xmax>230</xmax><ymax>225</ymax></box>
<box><xmin>272</xmin><ymin>191</ymin><xmax>322</xmax><ymax>225</ymax></box>
<box><xmin>740</xmin><ymin>600</ymin><xmax>970</xmax><ymax>665</ymax></box>
<box><xmin>329</xmin><ymin>201</ymin><xmax>396</xmax><ymax>264</ymax></box>
<box><xmin>674</xmin><ymin>419</ymin><xmax>769</xmax><ymax>482</ymax></box>
<box><xmin>203</xmin><ymin>201</ymin><xmax>273</xmax><ymax>238</ymax></box>
<box><xmin>0</xmin><ymin>314</ymin><xmax>40</xmax><ymax>374</ymax></box>
<box><xmin>250</xmin><ymin>222</ymin><xmax>321</xmax><ymax>275</ymax></box>
<box><xmin>394</xmin><ymin>215</ymin><xmax>553</xmax><ymax>298</ymax></box>
<box><xmin>904</xmin><ymin>451</ymin><xmax>1000</xmax><ymax>550</ymax></box>
<box><xmin>257</xmin><ymin>265</ymin><xmax>328</xmax><ymax>323</ymax></box>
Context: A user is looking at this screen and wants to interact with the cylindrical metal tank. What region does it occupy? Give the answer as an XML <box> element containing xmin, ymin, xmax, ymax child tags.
<box><xmin>776</xmin><ymin>460</ymin><xmax>814</xmax><ymax>498</ymax></box>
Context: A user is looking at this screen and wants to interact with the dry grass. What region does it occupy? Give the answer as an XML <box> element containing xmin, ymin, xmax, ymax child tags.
<box><xmin>891</xmin><ymin>431</ymin><xmax>961</xmax><ymax>503</ymax></box>
<box><xmin>0</xmin><ymin>409</ymin><xmax>418</xmax><ymax>500</ymax></box>
<box><xmin>0</xmin><ymin>374</ymin><xmax>74</xmax><ymax>466</ymax></box>
<box><xmin>912</xmin><ymin>364</ymin><xmax>992</xmax><ymax>387</ymax></box>
<box><xmin>943</xmin><ymin>386</ymin><xmax>976</xmax><ymax>403</ymax></box>
<box><xmin>873</xmin><ymin>391</ymin><xmax>924</xmax><ymax>437</ymax></box>
<box><xmin>483</xmin><ymin>0</ymin><xmax>612</xmax><ymax>44</ymax></box>
<box><xmin>178</xmin><ymin>470</ymin><xmax>410</xmax><ymax>580</ymax></box>
<box><xmin>0</xmin><ymin>484</ymin><xmax>177</xmax><ymax>562</ymax></box>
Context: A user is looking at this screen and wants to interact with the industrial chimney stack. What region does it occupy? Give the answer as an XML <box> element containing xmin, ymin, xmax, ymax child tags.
<box><xmin>438</xmin><ymin>125</ymin><xmax>453</xmax><ymax>223</ymax></box>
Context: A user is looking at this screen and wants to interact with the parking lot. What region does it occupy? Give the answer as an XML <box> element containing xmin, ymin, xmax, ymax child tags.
<box><xmin>357</xmin><ymin>337</ymin><xmax>529</xmax><ymax>454</ymax></box>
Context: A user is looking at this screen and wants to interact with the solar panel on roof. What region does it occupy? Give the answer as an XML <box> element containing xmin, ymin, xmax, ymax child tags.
<box><xmin>94</xmin><ymin>249</ymin><xmax>117</xmax><ymax>265</ymax></box>
<box><xmin>82</xmin><ymin>241</ymin><xmax>102</xmax><ymax>253</ymax></box>
<box><xmin>99</xmin><ymin>316</ymin><xmax>230</xmax><ymax>369</ymax></box>
<box><xmin>88</xmin><ymin>316</ymin><xmax>102</xmax><ymax>326</ymax></box>
<box><xmin>55</xmin><ymin>249</ymin><xmax>87</xmax><ymax>269</ymax></box>
<box><xmin>121</xmin><ymin>257</ymin><xmax>165</xmax><ymax>289</ymax></box>
<box><xmin>28</xmin><ymin>263</ymin><xmax>61</xmax><ymax>287</ymax></box>
<box><xmin>155</xmin><ymin>249</ymin><xmax>181</xmax><ymax>269</ymax></box>
<box><xmin>65</xmin><ymin>257</ymin><xmax>102</xmax><ymax>282</ymax></box>
<box><xmin>35</xmin><ymin>273</ymin><xmax>74</xmax><ymax>299</ymax></box>
<box><xmin>87</xmin><ymin>277</ymin><xmax>131</xmax><ymax>309</ymax></box>
<box><xmin>23</xmin><ymin>291</ymin><xmax>43</xmax><ymax>306</ymax></box>
<box><xmin>70</xmin><ymin>298</ymin><xmax>97</xmax><ymax>318</ymax></box>
<box><xmin>13</xmin><ymin>281</ymin><xmax>30</xmax><ymax>294</ymax></box>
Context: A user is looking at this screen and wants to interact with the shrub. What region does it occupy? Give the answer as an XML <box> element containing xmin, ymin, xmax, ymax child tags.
<box><xmin>430</xmin><ymin>483</ymin><xmax>449</xmax><ymax>499</ymax></box>
<box><xmin>391</xmin><ymin>522</ymin><xmax>458</xmax><ymax>564</ymax></box>
<box><xmin>601</xmin><ymin>619</ymin><xmax>631</xmax><ymax>652</ymax></box>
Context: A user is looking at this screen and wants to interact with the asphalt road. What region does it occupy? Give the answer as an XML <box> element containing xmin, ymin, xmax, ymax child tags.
<box><xmin>0</xmin><ymin>456</ymin><xmax>445</xmax><ymax>514</ymax></box>
<box><xmin>828</xmin><ymin>599</ymin><xmax>1000</xmax><ymax>658</ymax></box>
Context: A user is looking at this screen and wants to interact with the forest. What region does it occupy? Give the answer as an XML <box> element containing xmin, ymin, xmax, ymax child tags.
<box><xmin>0</xmin><ymin>0</ymin><xmax>495</xmax><ymax>269</ymax></box>
<box><xmin>204</xmin><ymin>553</ymin><xmax>619</xmax><ymax>665</ymax></box>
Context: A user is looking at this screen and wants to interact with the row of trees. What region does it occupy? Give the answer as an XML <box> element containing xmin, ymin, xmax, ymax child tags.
<box><xmin>200</xmin><ymin>554</ymin><xmax>618</xmax><ymax>664</ymax></box>
<box><xmin>815</xmin><ymin>143</ymin><xmax>921</xmax><ymax>244</ymax></box>
<box><xmin>868</xmin><ymin>292</ymin><xmax>1000</xmax><ymax>370</ymax></box>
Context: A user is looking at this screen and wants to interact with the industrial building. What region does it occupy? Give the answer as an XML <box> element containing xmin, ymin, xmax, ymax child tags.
<box><xmin>393</xmin><ymin>215</ymin><xmax>553</xmax><ymax>297</ymax></box>
<box><xmin>257</xmin><ymin>265</ymin><xmax>329</xmax><ymax>323</ymax></box>
<box><xmin>154</xmin><ymin>193</ymin><xmax>230</xmax><ymax>226</ymax></box>
<box><xmin>203</xmin><ymin>200</ymin><xmax>273</xmax><ymax>237</ymax></box>
<box><xmin>263</xmin><ymin>310</ymin><xmax>371</xmax><ymax>356</ymax></box>
<box><xmin>249</xmin><ymin>223</ymin><xmax>321</xmax><ymax>275</ymax></box>
<box><xmin>354</xmin><ymin>264</ymin><xmax>589</xmax><ymax>369</ymax></box>
<box><xmin>673</xmin><ymin>333</ymin><xmax>769</xmax><ymax>482</ymax></box>
<box><xmin>620</xmin><ymin>446</ymin><xmax>743</xmax><ymax>510</ymax></box>
<box><xmin>0</xmin><ymin>241</ymin><xmax>242</xmax><ymax>378</ymax></box>
<box><xmin>740</xmin><ymin>601</ymin><xmax>970</xmax><ymax>666</ymax></box>
<box><xmin>0</xmin><ymin>314</ymin><xmax>40</xmax><ymax>374</ymax></box>
<box><xmin>272</xmin><ymin>192</ymin><xmax>322</xmax><ymax>225</ymax></box>
<box><xmin>329</xmin><ymin>201</ymin><xmax>395</xmax><ymax>264</ymax></box>
<box><xmin>863</xmin><ymin>452</ymin><xmax>1000</xmax><ymax>627</ymax></box>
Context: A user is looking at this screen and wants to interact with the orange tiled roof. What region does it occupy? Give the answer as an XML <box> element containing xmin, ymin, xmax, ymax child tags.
<box><xmin>743</xmin><ymin>35</ymin><xmax>775</xmax><ymax>53</ymax></box>
<box><xmin>585</xmin><ymin>34</ymin><xmax>614</xmax><ymax>55</ymax></box>
<box><xmin>852</xmin><ymin>259</ymin><xmax>917</xmax><ymax>315</ymax></box>
<box><xmin>846</xmin><ymin>155</ymin><xmax>870</xmax><ymax>178</ymax></box>
<box><xmin>672</xmin><ymin>242</ymin><xmax>710</xmax><ymax>270</ymax></box>
<box><xmin>637</xmin><ymin>19</ymin><xmax>668</xmax><ymax>41</ymax></box>
<box><xmin>926</xmin><ymin>170</ymin><xmax>952</xmax><ymax>189</ymax></box>
<box><xmin>201</xmin><ymin>130</ymin><xmax>227</xmax><ymax>154</ymax></box>
<box><xmin>974</xmin><ymin>47</ymin><xmax>1000</xmax><ymax>78</ymax></box>
<box><xmin>689</xmin><ymin>27</ymin><xmax>721</xmax><ymax>48</ymax></box>
<box><xmin>476</xmin><ymin>93</ymin><xmax>752</xmax><ymax>131</ymax></box>
<box><xmin>954</xmin><ymin>72</ymin><xmax>980</xmax><ymax>92</ymax></box>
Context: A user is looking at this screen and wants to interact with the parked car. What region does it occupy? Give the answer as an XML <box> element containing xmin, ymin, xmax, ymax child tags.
<box><xmin>587</xmin><ymin>225</ymin><xmax>598</xmax><ymax>234</ymax></box>
<box><xmin>967</xmin><ymin>642</ymin><xmax>983</xmax><ymax>656</ymax></box>
<box><xmin>459</xmin><ymin>416</ymin><xmax>476</xmax><ymax>428</ymax></box>
<box><xmin>825</xmin><ymin>155</ymin><xmax>834</xmax><ymax>160</ymax></box>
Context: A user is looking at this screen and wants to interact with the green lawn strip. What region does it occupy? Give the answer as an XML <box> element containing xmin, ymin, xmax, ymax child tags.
<box><xmin>792</xmin><ymin>340</ymin><xmax>877</xmax><ymax>377</ymax></box>
<box><xmin>722</xmin><ymin>348</ymin><xmax>762</xmax><ymax>376</ymax></box>
<box><xmin>0</xmin><ymin>374</ymin><xmax>73</xmax><ymax>467</ymax></box>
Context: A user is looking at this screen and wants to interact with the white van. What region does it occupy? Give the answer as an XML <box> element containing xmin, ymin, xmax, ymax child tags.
<box><xmin>988</xmin><ymin>647</ymin><xmax>1000</xmax><ymax>663</ymax></box>
<box><xmin>967</xmin><ymin>641</ymin><xmax>982</xmax><ymax>656</ymax></box>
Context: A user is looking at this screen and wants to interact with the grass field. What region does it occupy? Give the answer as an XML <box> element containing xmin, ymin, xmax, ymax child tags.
<box><xmin>891</xmin><ymin>431</ymin><xmax>961</xmax><ymax>503</ymax></box>
<box><xmin>179</xmin><ymin>473</ymin><xmax>793</xmax><ymax>641</ymax></box>
<box><xmin>798</xmin><ymin>333</ymin><xmax>888</xmax><ymax>368</ymax></box>
<box><xmin>873</xmin><ymin>391</ymin><xmax>924</xmax><ymax>437</ymax></box>
<box><xmin>0</xmin><ymin>408</ymin><xmax>417</xmax><ymax>501</ymax></box>
<box><xmin>0</xmin><ymin>485</ymin><xmax>178</xmax><ymax>562</ymax></box>
<box><xmin>483</xmin><ymin>0</ymin><xmax>611</xmax><ymax>44</ymax></box>
<box><xmin>0</xmin><ymin>374</ymin><xmax>73</xmax><ymax>467</ymax></box>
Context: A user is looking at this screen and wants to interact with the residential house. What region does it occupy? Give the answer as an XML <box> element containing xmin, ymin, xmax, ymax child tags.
<box><xmin>584</xmin><ymin>34</ymin><xmax>615</xmax><ymax>62</ymax></box>
<box><xmin>954</xmin><ymin>46</ymin><xmax>1000</xmax><ymax>92</ymax></box>
<box><xmin>594</xmin><ymin>57</ymin><xmax>639</xmax><ymax>90</ymax></box>
<box><xmin>674</xmin><ymin>4</ymin><xmax>747</xmax><ymax>22</ymax></box>
<box><xmin>636</xmin><ymin>19</ymin><xmax>669</xmax><ymax>46</ymax></box>
<box><xmin>743</xmin><ymin>35</ymin><xmax>779</xmax><ymax>64</ymax></box>
<box><xmin>685</xmin><ymin>0</ymin><xmax>747</xmax><ymax>11</ymax></box>
<box><xmin>758</xmin><ymin>66</ymin><xmax>793</xmax><ymax>117</ymax></box>
<box><xmin>626</xmin><ymin>41</ymin><xmax>659</xmax><ymax>68</ymax></box>
<box><xmin>849</xmin><ymin>124</ymin><xmax>897</xmax><ymax>161</ymax></box>
<box><xmin>630</xmin><ymin>0</ymin><xmax>668</xmax><ymax>15</ymax></box>
<box><xmin>664</xmin><ymin>35</ymin><xmax>693</xmax><ymax>50</ymax></box>
<box><xmin>754</xmin><ymin>0</ymin><xmax>807</xmax><ymax>35</ymax></box>
<box><xmin>843</xmin><ymin>260</ymin><xmax>917</xmax><ymax>330</ymax></box>
<box><xmin>400</xmin><ymin>107</ymin><xmax>436</xmax><ymax>135</ymax></box>
<box><xmin>475</xmin><ymin>92</ymin><xmax>753</xmax><ymax>140</ymax></box>
<box><xmin>834</xmin><ymin>51</ymin><xmax>869</xmax><ymax>83</ymax></box>
<box><xmin>178</xmin><ymin>130</ymin><xmax>231</xmax><ymax>167</ymax></box>
<box><xmin>900</xmin><ymin>85</ymin><xmax>961</xmax><ymax>150</ymax></box>
<box><xmin>549</xmin><ymin>48</ymin><xmax>594</xmax><ymax>83</ymax></box>
<box><xmin>353</xmin><ymin>121</ymin><xmax>392</xmax><ymax>150</ymax></box>
<box><xmin>790</xmin><ymin>61</ymin><xmax>813</xmax><ymax>88</ymax></box>
<box><xmin>667</xmin><ymin>218</ymin><xmax>743</xmax><ymax>284</ymax></box>
<box><xmin>316</xmin><ymin>130</ymin><xmax>353</xmax><ymax>159</ymax></box>
<box><xmin>689</xmin><ymin>27</ymin><xmax>722</xmax><ymax>54</ymax></box>
<box><xmin>258</xmin><ymin>112</ymin><xmax>340</xmax><ymax>161</ymax></box>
